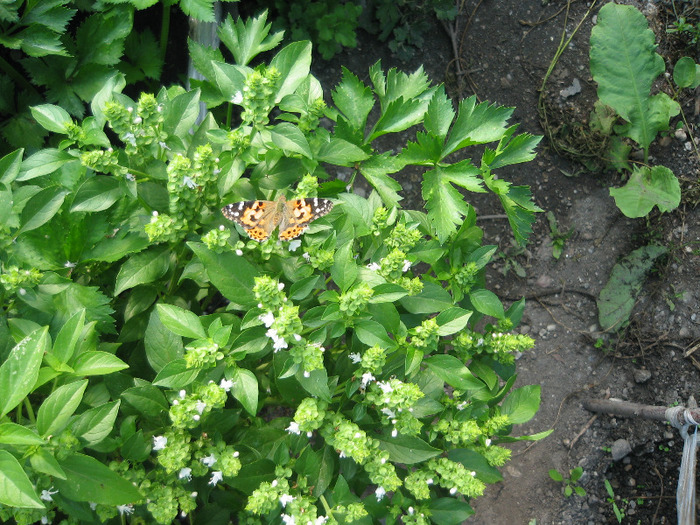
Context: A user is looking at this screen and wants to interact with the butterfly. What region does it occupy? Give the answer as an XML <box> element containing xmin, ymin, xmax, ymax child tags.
<box><xmin>221</xmin><ymin>195</ymin><xmax>334</xmax><ymax>242</ymax></box>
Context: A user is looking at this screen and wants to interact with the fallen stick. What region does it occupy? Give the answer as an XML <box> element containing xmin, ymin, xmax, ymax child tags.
<box><xmin>583</xmin><ymin>398</ymin><xmax>700</xmax><ymax>427</ymax></box>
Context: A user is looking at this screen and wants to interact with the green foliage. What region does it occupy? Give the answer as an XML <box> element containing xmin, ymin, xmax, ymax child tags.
<box><xmin>589</xmin><ymin>3</ymin><xmax>683</xmax><ymax>218</ymax></box>
<box><xmin>0</xmin><ymin>11</ymin><xmax>545</xmax><ymax>524</ymax></box>
<box><xmin>604</xmin><ymin>479</ymin><xmax>625</xmax><ymax>523</ymax></box>
<box><xmin>546</xmin><ymin>211</ymin><xmax>573</xmax><ymax>260</ymax></box>
<box><xmin>549</xmin><ymin>466</ymin><xmax>586</xmax><ymax>497</ymax></box>
<box><xmin>597</xmin><ymin>244</ymin><xmax>667</xmax><ymax>332</ymax></box>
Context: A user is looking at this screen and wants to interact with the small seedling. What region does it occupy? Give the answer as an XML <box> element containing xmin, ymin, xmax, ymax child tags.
<box><xmin>546</xmin><ymin>211</ymin><xmax>574</xmax><ymax>260</ymax></box>
<box><xmin>604</xmin><ymin>479</ymin><xmax>625</xmax><ymax>523</ymax></box>
<box><xmin>549</xmin><ymin>466</ymin><xmax>586</xmax><ymax>497</ymax></box>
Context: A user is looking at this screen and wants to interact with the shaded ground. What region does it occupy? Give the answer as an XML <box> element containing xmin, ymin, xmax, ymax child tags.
<box><xmin>316</xmin><ymin>1</ymin><xmax>700</xmax><ymax>523</ymax></box>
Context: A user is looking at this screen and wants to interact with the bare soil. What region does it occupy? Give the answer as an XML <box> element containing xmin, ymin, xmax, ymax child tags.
<box><xmin>316</xmin><ymin>1</ymin><xmax>700</xmax><ymax>523</ymax></box>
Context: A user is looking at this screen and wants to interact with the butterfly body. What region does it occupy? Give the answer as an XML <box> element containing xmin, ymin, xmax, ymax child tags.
<box><xmin>222</xmin><ymin>195</ymin><xmax>333</xmax><ymax>242</ymax></box>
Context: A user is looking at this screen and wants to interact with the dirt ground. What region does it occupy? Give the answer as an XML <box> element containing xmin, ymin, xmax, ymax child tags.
<box><xmin>314</xmin><ymin>0</ymin><xmax>700</xmax><ymax>523</ymax></box>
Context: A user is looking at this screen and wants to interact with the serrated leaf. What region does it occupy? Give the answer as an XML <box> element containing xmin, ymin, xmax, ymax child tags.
<box><xmin>443</xmin><ymin>95</ymin><xmax>513</xmax><ymax>155</ymax></box>
<box><xmin>423</xmin><ymin>166</ymin><xmax>471</xmax><ymax>242</ymax></box>
<box><xmin>114</xmin><ymin>246</ymin><xmax>170</xmax><ymax>296</ymax></box>
<box><xmin>18</xmin><ymin>24</ymin><xmax>69</xmax><ymax>57</ymax></box>
<box><xmin>76</xmin><ymin>6</ymin><xmax>132</xmax><ymax>66</ymax></box>
<box><xmin>179</xmin><ymin>0</ymin><xmax>215</xmax><ymax>21</ymax></box>
<box><xmin>218</xmin><ymin>10</ymin><xmax>283</xmax><ymax>66</ymax></box>
<box><xmin>369</xmin><ymin>97</ymin><xmax>426</xmax><ymax>141</ymax></box>
<box><xmin>424</xmin><ymin>85</ymin><xmax>454</xmax><ymax>139</ymax></box>
<box><xmin>331</xmin><ymin>67</ymin><xmax>375</xmax><ymax>131</ymax></box>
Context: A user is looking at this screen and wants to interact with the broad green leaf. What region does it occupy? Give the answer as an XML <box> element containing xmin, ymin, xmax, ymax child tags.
<box><xmin>0</xmin><ymin>148</ymin><xmax>24</xmax><ymax>184</ymax></box>
<box><xmin>17</xmin><ymin>187</ymin><xmax>68</xmax><ymax>235</ymax></box>
<box><xmin>71</xmin><ymin>401</ymin><xmax>120</xmax><ymax>447</ymax></box>
<box><xmin>29</xmin><ymin>447</ymin><xmax>66</xmax><ymax>479</ymax></box>
<box><xmin>189</xmin><ymin>242</ymin><xmax>257</xmax><ymax>309</ymax></box>
<box><xmin>71</xmin><ymin>176</ymin><xmax>122</xmax><ymax>212</ymax></box>
<box><xmin>37</xmin><ymin>380</ymin><xmax>88</xmax><ymax>437</ymax></box>
<box><xmin>597</xmin><ymin>244</ymin><xmax>667</xmax><ymax>331</ymax></box>
<box><xmin>270</xmin><ymin>123</ymin><xmax>312</xmax><ymax>158</ymax></box>
<box><xmin>83</xmin><ymin>231</ymin><xmax>149</xmax><ymax>263</ymax></box>
<box><xmin>217</xmin><ymin>10</ymin><xmax>283</xmax><ymax>66</ymax></box>
<box><xmin>316</xmin><ymin>137</ymin><xmax>369</xmax><ymax>166</ymax></box>
<box><xmin>0</xmin><ymin>423</ymin><xmax>44</xmax><ymax>446</ymax></box>
<box><xmin>0</xmin><ymin>450</ymin><xmax>45</xmax><ymax>509</ymax></box>
<box><xmin>448</xmin><ymin>448</ymin><xmax>503</xmax><ymax>484</ymax></box>
<box><xmin>153</xmin><ymin>359</ymin><xmax>200</xmax><ymax>388</ymax></box>
<box><xmin>297</xmin><ymin>368</ymin><xmax>331</xmax><ymax>402</ymax></box>
<box><xmin>355</xmin><ymin>320</ymin><xmax>395</xmax><ymax>349</ymax></box>
<box><xmin>331</xmin><ymin>242</ymin><xmax>358</xmax><ymax>292</ymax></box>
<box><xmin>376</xmin><ymin>434</ymin><xmax>441</xmax><ymax>464</ymax></box>
<box><xmin>121</xmin><ymin>385</ymin><xmax>169</xmax><ymax>417</ymax></box>
<box><xmin>469</xmin><ymin>289</ymin><xmax>504</xmax><ymax>319</ymax></box>
<box><xmin>163</xmin><ymin>89</ymin><xmax>201</xmax><ymax>138</ymax></box>
<box><xmin>52</xmin><ymin>309</ymin><xmax>85</xmax><ymax>364</ymax></box>
<box><xmin>18</xmin><ymin>24</ymin><xmax>67</xmax><ymax>57</ymax></box>
<box><xmin>400</xmin><ymin>282</ymin><xmax>453</xmax><ymax>314</ymax></box>
<box><xmin>210</xmin><ymin>60</ymin><xmax>247</xmax><ymax>100</ymax></box>
<box><xmin>270</xmin><ymin>41</ymin><xmax>312</xmax><ymax>102</ymax></box>
<box><xmin>370</xmin><ymin>283</ymin><xmax>408</xmax><ymax>304</ymax></box>
<box><xmin>231</xmin><ymin>367</ymin><xmax>259</xmax><ymax>416</ymax></box>
<box><xmin>145</xmin><ymin>309</ymin><xmax>184</xmax><ymax>373</ymax></box>
<box><xmin>0</xmin><ymin>327</ymin><xmax>48</xmax><ymax>418</ymax></box>
<box><xmin>55</xmin><ymin>453</ymin><xmax>142</xmax><ymax>505</ymax></box>
<box><xmin>442</xmin><ymin>96</ymin><xmax>513</xmax><ymax>156</ymax></box>
<box><xmin>228</xmin><ymin>458</ymin><xmax>275</xmax><ymax>495</ymax></box>
<box><xmin>436</xmin><ymin>307</ymin><xmax>472</xmax><ymax>336</ymax></box>
<box><xmin>30</xmin><ymin>104</ymin><xmax>72</xmax><ymax>134</ymax></box>
<box><xmin>114</xmin><ymin>246</ymin><xmax>170</xmax><ymax>296</ymax></box>
<box><xmin>501</xmin><ymin>384</ymin><xmax>541</xmax><ymax>424</ymax></box>
<box><xmin>609</xmin><ymin>166</ymin><xmax>681</xmax><ymax>218</ymax></box>
<box><xmin>673</xmin><ymin>56</ymin><xmax>700</xmax><ymax>89</ymax></box>
<box><xmin>71</xmin><ymin>351</ymin><xmax>128</xmax><ymax>376</ymax></box>
<box><xmin>331</xmin><ymin>67</ymin><xmax>375</xmax><ymax>131</ymax></box>
<box><xmin>424</xmin><ymin>354</ymin><xmax>484</xmax><ymax>390</ymax></box>
<box><xmin>157</xmin><ymin>303</ymin><xmax>207</xmax><ymax>340</ymax></box>
<box><xmin>429</xmin><ymin>498</ymin><xmax>474</xmax><ymax>525</ymax></box>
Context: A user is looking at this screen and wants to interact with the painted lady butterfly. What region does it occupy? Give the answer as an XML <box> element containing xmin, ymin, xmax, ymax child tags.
<box><xmin>222</xmin><ymin>195</ymin><xmax>334</xmax><ymax>242</ymax></box>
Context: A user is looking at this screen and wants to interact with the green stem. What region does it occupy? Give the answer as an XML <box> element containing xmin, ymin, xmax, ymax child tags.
<box><xmin>23</xmin><ymin>398</ymin><xmax>36</xmax><ymax>425</ymax></box>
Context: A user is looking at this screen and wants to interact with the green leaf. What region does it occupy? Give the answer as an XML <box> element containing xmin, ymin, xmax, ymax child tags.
<box><xmin>549</xmin><ymin>469</ymin><xmax>564</xmax><ymax>482</ymax></box>
<box><xmin>443</xmin><ymin>96</ymin><xmax>513</xmax><ymax>155</ymax></box>
<box><xmin>30</xmin><ymin>104</ymin><xmax>72</xmax><ymax>133</ymax></box>
<box><xmin>355</xmin><ymin>320</ymin><xmax>395</xmax><ymax>349</ymax></box>
<box><xmin>331</xmin><ymin>67</ymin><xmax>375</xmax><ymax>131</ymax></box>
<box><xmin>0</xmin><ymin>148</ymin><xmax>24</xmax><ymax>184</ymax></box>
<box><xmin>270</xmin><ymin>123</ymin><xmax>312</xmax><ymax>158</ymax></box>
<box><xmin>231</xmin><ymin>367</ymin><xmax>259</xmax><ymax>416</ymax></box>
<box><xmin>0</xmin><ymin>423</ymin><xmax>44</xmax><ymax>446</ymax></box>
<box><xmin>71</xmin><ymin>351</ymin><xmax>128</xmax><ymax>376</ymax></box>
<box><xmin>369</xmin><ymin>97</ymin><xmax>427</xmax><ymax>141</ymax></box>
<box><xmin>114</xmin><ymin>246</ymin><xmax>170</xmax><ymax>296</ymax></box>
<box><xmin>370</xmin><ymin>283</ymin><xmax>408</xmax><ymax>304</ymax></box>
<box><xmin>55</xmin><ymin>453</ymin><xmax>142</xmax><ymax>505</ymax></box>
<box><xmin>37</xmin><ymin>380</ymin><xmax>88</xmax><ymax>437</ymax></box>
<box><xmin>52</xmin><ymin>308</ymin><xmax>85</xmax><ymax>364</ymax></box>
<box><xmin>0</xmin><ymin>327</ymin><xmax>48</xmax><ymax>418</ymax></box>
<box><xmin>270</xmin><ymin>41</ymin><xmax>312</xmax><ymax>102</ymax></box>
<box><xmin>145</xmin><ymin>309</ymin><xmax>184</xmax><ymax>373</ymax></box>
<box><xmin>0</xmin><ymin>450</ymin><xmax>45</xmax><ymax>509</ymax></box>
<box><xmin>75</xmin><ymin>6</ymin><xmax>133</xmax><ymax>66</ymax></box>
<box><xmin>71</xmin><ymin>176</ymin><xmax>123</xmax><ymax>212</ymax></box>
<box><xmin>122</xmin><ymin>385</ymin><xmax>169</xmax><ymax>417</ymax></box>
<box><xmin>609</xmin><ymin>166</ymin><xmax>681</xmax><ymax>218</ymax></box>
<box><xmin>71</xmin><ymin>401</ymin><xmax>120</xmax><ymax>447</ymax></box>
<box><xmin>469</xmin><ymin>289</ymin><xmax>504</xmax><ymax>319</ymax></box>
<box><xmin>331</xmin><ymin>242</ymin><xmax>358</xmax><ymax>292</ymax></box>
<box><xmin>424</xmin><ymin>354</ymin><xmax>484</xmax><ymax>390</ymax></box>
<box><xmin>436</xmin><ymin>307</ymin><xmax>472</xmax><ymax>336</ymax></box>
<box><xmin>18</xmin><ymin>24</ymin><xmax>68</xmax><ymax>57</ymax></box>
<box><xmin>316</xmin><ymin>137</ymin><xmax>369</xmax><ymax>165</ymax></box>
<box><xmin>163</xmin><ymin>89</ymin><xmax>201</xmax><ymax>138</ymax></box>
<box><xmin>422</xmin><ymin>164</ymin><xmax>479</xmax><ymax>242</ymax></box>
<box><xmin>400</xmin><ymin>282</ymin><xmax>453</xmax><ymax>314</ymax></box>
<box><xmin>359</xmin><ymin>154</ymin><xmax>403</xmax><ymax>207</ymax></box>
<box><xmin>428</xmin><ymin>498</ymin><xmax>474</xmax><ymax>525</ymax></box>
<box><xmin>501</xmin><ymin>384</ymin><xmax>541</xmax><ymax>424</ymax></box>
<box><xmin>29</xmin><ymin>447</ymin><xmax>66</xmax><ymax>479</ymax></box>
<box><xmin>597</xmin><ymin>244</ymin><xmax>668</xmax><ymax>331</ymax></box>
<box><xmin>485</xmin><ymin>131</ymin><xmax>542</xmax><ymax>170</ymax></box>
<box><xmin>157</xmin><ymin>303</ymin><xmax>207</xmax><ymax>340</ymax></box>
<box><xmin>180</xmin><ymin>0</ymin><xmax>215</xmax><ymax>22</ymax></box>
<box><xmin>210</xmin><ymin>61</ymin><xmax>246</xmax><ymax>100</ymax></box>
<box><xmin>498</xmin><ymin>185</ymin><xmax>541</xmax><ymax>246</ymax></box>
<box><xmin>424</xmin><ymin>85</ymin><xmax>455</xmax><ymax>140</ymax></box>
<box><xmin>376</xmin><ymin>434</ymin><xmax>441</xmax><ymax>464</ymax></box>
<box><xmin>189</xmin><ymin>242</ymin><xmax>257</xmax><ymax>309</ymax></box>
<box><xmin>673</xmin><ymin>56</ymin><xmax>700</xmax><ymax>89</ymax></box>
<box><xmin>17</xmin><ymin>186</ymin><xmax>68</xmax><ymax>235</ymax></box>
<box><xmin>83</xmin><ymin>231</ymin><xmax>149</xmax><ymax>263</ymax></box>
<box><xmin>217</xmin><ymin>10</ymin><xmax>283</xmax><ymax>66</ymax></box>
<box><xmin>153</xmin><ymin>359</ymin><xmax>200</xmax><ymax>388</ymax></box>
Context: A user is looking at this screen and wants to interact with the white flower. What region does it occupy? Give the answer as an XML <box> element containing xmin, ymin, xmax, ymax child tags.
<box><xmin>288</xmin><ymin>239</ymin><xmax>301</xmax><ymax>251</ymax></box>
<box><xmin>349</xmin><ymin>352</ymin><xmax>362</xmax><ymax>364</ymax></box>
<box><xmin>360</xmin><ymin>372</ymin><xmax>375</xmax><ymax>389</ymax></box>
<box><xmin>159</xmin><ymin>141</ymin><xmax>170</xmax><ymax>150</ymax></box>
<box><xmin>303</xmin><ymin>252</ymin><xmax>311</xmax><ymax>261</ymax></box>
<box><xmin>152</xmin><ymin>435</ymin><xmax>168</xmax><ymax>451</ymax></box>
<box><xmin>367</xmin><ymin>262</ymin><xmax>381</xmax><ymax>271</ymax></box>
<box><xmin>41</xmin><ymin>517</ymin><xmax>49</xmax><ymax>524</ymax></box>
<box><xmin>286</xmin><ymin>421</ymin><xmax>301</xmax><ymax>435</ymax></box>
<box><xmin>195</xmin><ymin>401</ymin><xmax>207</xmax><ymax>414</ymax></box>
<box><xmin>485</xmin><ymin>438</ymin><xmax>491</xmax><ymax>446</ymax></box>
<box><xmin>266</xmin><ymin>328</ymin><xmax>288</xmax><ymax>351</ymax></box>
<box><xmin>64</xmin><ymin>261</ymin><xmax>76</xmax><ymax>268</ymax></box>
<box><xmin>123</xmin><ymin>132</ymin><xmax>136</xmax><ymax>146</ymax></box>
<box><xmin>117</xmin><ymin>504</ymin><xmax>134</xmax><ymax>515</ymax></box>
<box><xmin>219</xmin><ymin>224</ymin><xmax>225</xmax><ymax>231</ymax></box>
<box><xmin>153</xmin><ymin>210</ymin><xmax>159</xmax><ymax>217</ymax></box>
<box><xmin>179</xmin><ymin>390</ymin><xmax>187</xmax><ymax>399</ymax></box>
<box><xmin>126</xmin><ymin>172</ymin><xmax>135</xmax><ymax>181</ymax></box>
<box><xmin>183</xmin><ymin>176</ymin><xmax>197</xmax><ymax>189</ymax></box>
<box><xmin>179</xmin><ymin>467</ymin><xmax>192</xmax><ymax>481</ymax></box>
<box><xmin>377</xmin><ymin>381</ymin><xmax>394</xmax><ymax>394</ymax></box>
<box><xmin>281</xmin><ymin>514</ymin><xmax>296</xmax><ymax>525</ymax></box>
<box><xmin>449</xmin><ymin>487</ymin><xmax>457</xmax><ymax>495</ymax></box>
<box><xmin>314</xmin><ymin>517</ymin><xmax>329</xmax><ymax>525</ymax></box>
<box><xmin>201</xmin><ymin>454</ymin><xmax>217</xmax><ymax>467</ymax></box>
<box><xmin>279</xmin><ymin>494</ymin><xmax>295</xmax><ymax>507</ymax></box>
<box><xmin>375</xmin><ymin>487</ymin><xmax>387</xmax><ymax>501</ymax></box>
<box><xmin>392</xmin><ymin>428</ymin><xmax>398</xmax><ymax>437</ymax></box>
<box><xmin>303</xmin><ymin>371</ymin><xmax>310</xmax><ymax>378</ymax></box>
<box><xmin>40</xmin><ymin>488</ymin><xmax>58</xmax><ymax>502</ymax></box>
<box><xmin>18</xmin><ymin>288</ymin><xmax>26</xmax><ymax>296</ymax></box>
<box><xmin>381</xmin><ymin>407</ymin><xmax>396</xmax><ymax>418</ymax></box>
<box><xmin>278</xmin><ymin>282</ymin><xmax>285</xmax><ymax>291</ymax></box>
<box><xmin>293</xmin><ymin>334</ymin><xmax>302</xmax><ymax>342</ymax></box>
<box><xmin>133</xmin><ymin>116</ymin><xmax>143</xmax><ymax>124</ymax></box>
<box><xmin>426</xmin><ymin>478</ymin><xmax>434</xmax><ymax>485</ymax></box>
<box><xmin>232</xmin><ymin>91</ymin><xmax>244</xmax><ymax>104</ymax></box>
<box><xmin>403</xmin><ymin>259</ymin><xmax>412</xmax><ymax>272</ymax></box>
<box><xmin>220</xmin><ymin>378</ymin><xmax>234</xmax><ymax>391</ymax></box>
<box><xmin>236</xmin><ymin>249</ymin><xmax>243</xmax><ymax>256</ymax></box>
<box><xmin>209</xmin><ymin>471</ymin><xmax>223</xmax><ymax>485</ymax></box>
